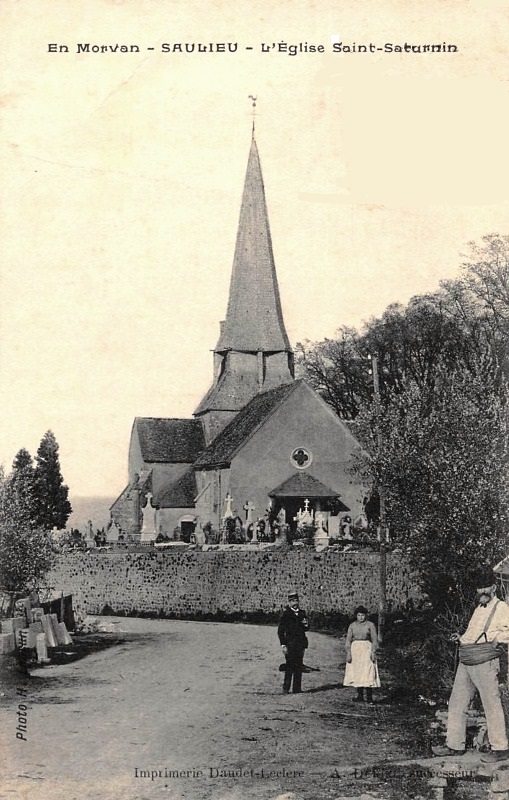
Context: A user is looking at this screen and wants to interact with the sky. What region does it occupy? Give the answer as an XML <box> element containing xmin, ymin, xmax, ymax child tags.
<box><xmin>1</xmin><ymin>0</ymin><xmax>509</xmax><ymax>499</ymax></box>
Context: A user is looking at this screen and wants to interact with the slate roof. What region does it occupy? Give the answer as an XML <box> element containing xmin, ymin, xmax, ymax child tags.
<box><xmin>215</xmin><ymin>137</ymin><xmax>291</xmax><ymax>353</ymax></box>
<box><xmin>156</xmin><ymin>468</ymin><xmax>197</xmax><ymax>508</ymax></box>
<box><xmin>194</xmin><ymin>381</ymin><xmax>299</xmax><ymax>469</ymax></box>
<box><xmin>135</xmin><ymin>418</ymin><xmax>205</xmax><ymax>463</ymax></box>
<box><xmin>268</xmin><ymin>472</ymin><xmax>339</xmax><ymax>498</ymax></box>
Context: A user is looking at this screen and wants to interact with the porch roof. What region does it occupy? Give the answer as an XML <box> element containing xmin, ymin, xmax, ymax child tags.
<box><xmin>268</xmin><ymin>472</ymin><xmax>339</xmax><ymax>498</ymax></box>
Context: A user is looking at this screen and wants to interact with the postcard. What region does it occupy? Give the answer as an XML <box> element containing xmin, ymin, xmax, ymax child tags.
<box><xmin>1</xmin><ymin>2</ymin><xmax>508</xmax><ymax>799</ymax></box>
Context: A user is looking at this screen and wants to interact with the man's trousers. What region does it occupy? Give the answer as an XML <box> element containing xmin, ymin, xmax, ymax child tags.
<box><xmin>446</xmin><ymin>659</ymin><xmax>508</xmax><ymax>751</ymax></box>
<box><xmin>283</xmin><ymin>647</ymin><xmax>304</xmax><ymax>693</ymax></box>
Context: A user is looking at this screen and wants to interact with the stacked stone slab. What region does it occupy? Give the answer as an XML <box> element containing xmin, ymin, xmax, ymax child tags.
<box><xmin>0</xmin><ymin>631</ymin><xmax>15</xmax><ymax>654</ymax></box>
<box><xmin>57</xmin><ymin>621</ymin><xmax>73</xmax><ymax>645</ymax></box>
<box><xmin>41</xmin><ymin>613</ymin><xmax>57</xmax><ymax>647</ymax></box>
<box><xmin>0</xmin><ymin>616</ymin><xmax>25</xmax><ymax>654</ymax></box>
<box><xmin>0</xmin><ymin>597</ymin><xmax>73</xmax><ymax>659</ymax></box>
<box><xmin>1</xmin><ymin>616</ymin><xmax>25</xmax><ymax>634</ymax></box>
<box><xmin>36</xmin><ymin>632</ymin><xmax>49</xmax><ymax>663</ymax></box>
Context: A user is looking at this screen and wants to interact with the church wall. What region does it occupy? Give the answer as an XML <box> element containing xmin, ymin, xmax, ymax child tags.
<box><xmin>128</xmin><ymin>427</ymin><xmax>144</xmax><ymax>481</ymax></box>
<box><xmin>194</xmin><ymin>469</ymin><xmax>230</xmax><ymax>530</ymax></box>
<box><xmin>193</xmin><ymin>472</ymin><xmax>213</xmax><ymax>525</ymax></box>
<box><xmin>226</xmin><ymin>382</ymin><xmax>367</xmax><ymax>522</ymax></box>
<box><xmin>158</xmin><ymin>508</ymin><xmax>194</xmax><ymax>537</ymax></box>
<box><xmin>110</xmin><ymin>484</ymin><xmax>141</xmax><ymax>538</ymax></box>
<box><xmin>48</xmin><ymin>549</ymin><xmax>423</xmax><ymax>620</ymax></box>
<box><xmin>263</xmin><ymin>352</ymin><xmax>293</xmax><ymax>388</ymax></box>
<box><xmin>223</xmin><ymin>350</ymin><xmax>259</xmax><ymax>384</ymax></box>
<box><xmin>208</xmin><ymin>351</ymin><xmax>261</xmax><ymax>413</ymax></box>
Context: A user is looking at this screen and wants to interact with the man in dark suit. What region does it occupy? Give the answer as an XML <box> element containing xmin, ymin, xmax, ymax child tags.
<box><xmin>277</xmin><ymin>590</ymin><xmax>309</xmax><ymax>693</ymax></box>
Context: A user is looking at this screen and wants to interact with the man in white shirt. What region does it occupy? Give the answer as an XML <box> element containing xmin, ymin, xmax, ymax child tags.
<box><xmin>433</xmin><ymin>572</ymin><xmax>509</xmax><ymax>763</ymax></box>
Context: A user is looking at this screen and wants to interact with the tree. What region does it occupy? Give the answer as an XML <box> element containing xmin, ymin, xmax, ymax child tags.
<box><xmin>299</xmin><ymin>233</ymin><xmax>509</xmax><ymax>611</ymax></box>
<box><xmin>297</xmin><ymin>292</ymin><xmax>486</xmax><ymax>419</ymax></box>
<box><xmin>441</xmin><ymin>234</ymin><xmax>509</xmax><ymax>378</ymax></box>
<box><xmin>354</xmin><ymin>359</ymin><xmax>509</xmax><ymax>610</ymax></box>
<box><xmin>0</xmin><ymin>466</ymin><xmax>54</xmax><ymax>605</ymax></box>
<box><xmin>363</xmin><ymin>295</ymin><xmax>482</xmax><ymax>397</ymax></box>
<box><xmin>460</xmin><ymin>234</ymin><xmax>509</xmax><ymax>332</ymax></box>
<box><xmin>33</xmin><ymin>431</ymin><xmax>72</xmax><ymax>531</ymax></box>
<box><xmin>8</xmin><ymin>448</ymin><xmax>38</xmax><ymax>529</ymax></box>
<box><xmin>295</xmin><ymin>327</ymin><xmax>371</xmax><ymax>419</ymax></box>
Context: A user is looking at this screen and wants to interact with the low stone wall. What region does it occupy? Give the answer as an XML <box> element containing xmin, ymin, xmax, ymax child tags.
<box><xmin>47</xmin><ymin>548</ymin><xmax>423</xmax><ymax>621</ymax></box>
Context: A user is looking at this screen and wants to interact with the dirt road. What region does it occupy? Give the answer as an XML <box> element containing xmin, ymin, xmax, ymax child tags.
<box><xmin>0</xmin><ymin>617</ymin><xmax>430</xmax><ymax>800</ymax></box>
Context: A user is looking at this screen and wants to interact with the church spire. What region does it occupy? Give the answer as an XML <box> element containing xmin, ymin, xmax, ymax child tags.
<box><xmin>194</xmin><ymin>129</ymin><xmax>294</xmax><ymax>442</ymax></box>
<box><xmin>215</xmin><ymin>135</ymin><xmax>291</xmax><ymax>353</ymax></box>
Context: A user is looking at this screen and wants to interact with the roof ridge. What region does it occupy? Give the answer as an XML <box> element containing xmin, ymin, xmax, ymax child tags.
<box><xmin>135</xmin><ymin>416</ymin><xmax>201</xmax><ymax>422</ymax></box>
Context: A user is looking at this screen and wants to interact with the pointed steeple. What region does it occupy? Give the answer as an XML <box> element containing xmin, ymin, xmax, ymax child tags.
<box><xmin>216</xmin><ymin>136</ymin><xmax>291</xmax><ymax>353</ymax></box>
<box><xmin>195</xmin><ymin>133</ymin><xmax>294</xmax><ymax>443</ymax></box>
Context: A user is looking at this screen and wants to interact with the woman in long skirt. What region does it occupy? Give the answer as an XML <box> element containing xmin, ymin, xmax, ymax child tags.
<box><xmin>343</xmin><ymin>605</ymin><xmax>381</xmax><ymax>704</ymax></box>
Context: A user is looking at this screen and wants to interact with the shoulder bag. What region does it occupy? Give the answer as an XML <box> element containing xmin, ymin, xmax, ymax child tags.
<box><xmin>458</xmin><ymin>601</ymin><xmax>502</xmax><ymax>666</ymax></box>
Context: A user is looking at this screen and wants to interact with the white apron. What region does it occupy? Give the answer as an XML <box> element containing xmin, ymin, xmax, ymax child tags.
<box><xmin>343</xmin><ymin>640</ymin><xmax>381</xmax><ymax>688</ymax></box>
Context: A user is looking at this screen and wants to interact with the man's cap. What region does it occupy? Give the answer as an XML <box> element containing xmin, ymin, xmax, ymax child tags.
<box><xmin>288</xmin><ymin>590</ymin><xmax>299</xmax><ymax>599</ymax></box>
<box><xmin>470</xmin><ymin>565</ymin><xmax>496</xmax><ymax>589</ymax></box>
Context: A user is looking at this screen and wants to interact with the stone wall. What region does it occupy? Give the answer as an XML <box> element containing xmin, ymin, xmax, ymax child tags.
<box><xmin>47</xmin><ymin>549</ymin><xmax>423</xmax><ymax>620</ymax></box>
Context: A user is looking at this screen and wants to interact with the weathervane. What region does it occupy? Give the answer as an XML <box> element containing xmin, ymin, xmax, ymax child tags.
<box><xmin>248</xmin><ymin>95</ymin><xmax>257</xmax><ymax>136</ymax></box>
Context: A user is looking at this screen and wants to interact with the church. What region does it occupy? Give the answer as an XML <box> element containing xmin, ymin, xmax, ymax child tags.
<box><xmin>110</xmin><ymin>130</ymin><xmax>367</xmax><ymax>542</ymax></box>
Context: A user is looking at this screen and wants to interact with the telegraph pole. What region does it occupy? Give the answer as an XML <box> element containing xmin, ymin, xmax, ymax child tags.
<box><xmin>371</xmin><ymin>355</ymin><xmax>387</xmax><ymax>643</ymax></box>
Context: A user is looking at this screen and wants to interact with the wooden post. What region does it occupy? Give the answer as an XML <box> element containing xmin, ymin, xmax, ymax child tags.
<box><xmin>371</xmin><ymin>355</ymin><xmax>387</xmax><ymax>644</ymax></box>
